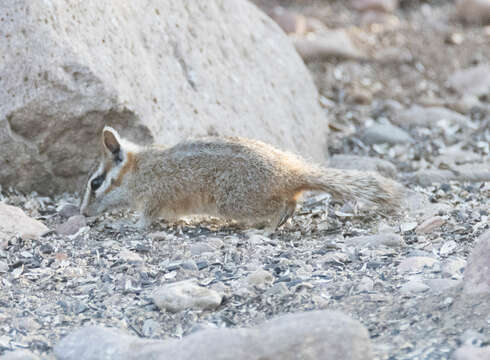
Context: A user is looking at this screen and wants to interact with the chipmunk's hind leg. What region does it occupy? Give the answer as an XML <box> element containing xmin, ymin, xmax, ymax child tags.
<box><xmin>265</xmin><ymin>199</ymin><xmax>297</xmax><ymax>233</ymax></box>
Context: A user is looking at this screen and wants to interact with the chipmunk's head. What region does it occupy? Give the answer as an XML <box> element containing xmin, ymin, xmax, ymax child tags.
<box><xmin>80</xmin><ymin>126</ymin><xmax>138</xmax><ymax>217</ymax></box>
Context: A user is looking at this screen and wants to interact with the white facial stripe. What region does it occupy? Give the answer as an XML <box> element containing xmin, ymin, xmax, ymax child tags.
<box><xmin>94</xmin><ymin>152</ymin><xmax>127</xmax><ymax>197</ymax></box>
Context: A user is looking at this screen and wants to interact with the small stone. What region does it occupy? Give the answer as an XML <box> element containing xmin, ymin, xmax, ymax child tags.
<box><xmin>345</xmin><ymin>233</ymin><xmax>404</xmax><ymax>249</ymax></box>
<box><xmin>362</xmin><ymin>123</ymin><xmax>413</xmax><ymax>145</ymax></box>
<box><xmin>394</xmin><ymin>106</ymin><xmax>470</xmax><ymax>128</ymax></box>
<box><xmin>247</xmin><ymin>268</ymin><xmax>274</xmax><ymax>288</ymax></box>
<box><xmin>400</xmin><ymin>279</ymin><xmax>429</xmax><ymax>294</ymax></box>
<box><xmin>152</xmin><ymin>279</ymin><xmax>222</xmax><ymax>313</ymax></box>
<box><xmin>416</xmin><ymin>216</ymin><xmax>446</xmax><ymax>234</ymax></box>
<box><xmin>463</xmin><ymin>230</ymin><xmax>490</xmax><ymax>294</ymax></box>
<box><xmin>426</xmin><ymin>278</ymin><xmax>460</xmax><ymax>293</ymax></box>
<box><xmin>0</xmin><ymin>350</ymin><xmax>41</xmax><ymax>360</ymax></box>
<box><xmin>447</xmin><ymin>65</ymin><xmax>490</xmax><ymax>97</ymax></box>
<box><xmin>442</xmin><ymin>258</ymin><xmax>466</xmax><ymax>279</ymax></box>
<box><xmin>58</xmin><ymin>203</ymin><xmax>80</xmax><ymax>218</ymax></box>
<box><xmin>148</xmin><ymin>231</ymin><xmax>173</xmax><ymax>241</ymax></box>
<box><xmin>351</xmin><ymin>0</ymin><xmax>398</xmax><ymax>13</ymax></box>
<box><xmin>400</xmin><ymin>222</ymin><xmax>417</xmax><ymax>232</ymax></box>
<box><xmin>439</xmin><ymin>240</ymin><xmax>458</xmax><ymax>257</ymax></box>
<box><xmin>358</xmin><ymin>277</ymin><xmax>374</xmax><ymax>292</ymax></box>
<box><xmin>269</xmin><ymin>6</ymin><xmax>307</xmax><ymax>35</ymax></box>
<box><xmin>293</xmin><ymin>30</ymin><xmax>366</xmax><ymax>62</ymax></box>
<box><xmin>118</xmin><ymin>249</ymin><xmax>143</xmax><ymax>263</ymax></box>
<box><xmin>453</xmin><ymin>345</ymin><xmax>490</xmax><ymax>360</ymax></box>
<box><xmin>56</xmin><ymin>215</ymin><xmax>86</xmax><ymax>236</ymax></box>
<box><xmin>181</xmin><ymin>260</ymin><xmax>198</xmax><ymax>271</ymax></box>
<box><xmin>398</xmin><ymin>257</ymin><xmax>439</xmax><ymax>273</ymax></box>
<box><xmin>0</xmin><ymin>203</ymin><xmax>49</xmax><ymax>240</ymax></box>
<box><xmin>190</xmin><ymin>242</ymin><xmax>216</xmax><ymax>256</ymax></box>
<box><xmin>264</xmin><ymin>282</ymin><xmax>290</xmax><ymax>297</ymax></box>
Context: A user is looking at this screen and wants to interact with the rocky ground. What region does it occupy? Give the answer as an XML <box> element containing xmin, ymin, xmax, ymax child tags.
<box><xmin>1</xmin><ymin>1</ymin><xmax>490</xmax><ymax>359</ymax></box>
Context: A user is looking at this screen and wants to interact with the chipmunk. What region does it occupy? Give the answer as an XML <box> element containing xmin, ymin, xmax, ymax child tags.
<box><xmin>80</xmin><ymin>126</ymin><xmax>402</xmax><ymax>231</ymax></box>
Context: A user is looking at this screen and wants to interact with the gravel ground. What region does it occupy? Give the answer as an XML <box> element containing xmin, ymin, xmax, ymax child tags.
<box><xmin>1</xmin><ymin>1</ymin><xmax>489</xmax><ymax>359</ymax></box>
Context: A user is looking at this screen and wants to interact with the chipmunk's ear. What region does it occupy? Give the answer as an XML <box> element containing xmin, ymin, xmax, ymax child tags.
<box><xmin>102</xmin><ymin>126</ymin><xmax>121</xmax><ymax>155</ymax></box>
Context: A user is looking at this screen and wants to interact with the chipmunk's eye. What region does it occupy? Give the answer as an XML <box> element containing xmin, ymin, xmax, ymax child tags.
<box><xmin>90</xmin><ymin>175</ymin><xmax>105</xmax><ymax>191</ymax></box>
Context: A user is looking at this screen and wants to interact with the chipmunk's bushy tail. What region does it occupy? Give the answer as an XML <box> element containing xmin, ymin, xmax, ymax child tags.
<box><xmin>300</xmin><ymin>167</ymin><xmax>403</xmax><ymax>213</ymax></box>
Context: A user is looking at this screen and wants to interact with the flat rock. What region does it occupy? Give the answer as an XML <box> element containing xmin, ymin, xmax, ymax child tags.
<box><xmin>53</xmin><ymin>310</ymin><xmax>373</xmax><ymax>360</ymax></box>
<box><xmin>0</xmin><ymin>0</ymin><xmax>327</xmax><ymax>195</ymax></box>
<box><xmin>426</xmin><ymin>278</ymin><xmax>461</xmax><ymax>293</ymax></box>
<box><xmin>0</xmin><ymin>350</ymin><xmax>41</xmax><ymax>360</ymax></box>
<box><xmin>328</xmin><ymin>155</ymin><xmax>397</xmax><ymax>178</ymax></box>
<box><xmin>416</xmin><ymin>216</ymin><xmax>446</xmax><ymax>234</ymax></box>
<box><xmin>398</xmin><ymin>257</ymin><xmax>439</xmax><ymax>274</ymax></box>
<box><xmin>152</xmin><ymin>279</ymin><xmax>222</xmax><ymax>313</ymax></box>
<box><xmin>247</xmin><ymin>268</ymin><xmax>274</xmax><ymax>288</ymax></box>
<box><xmin>463</xmin><ymin>230</ymin><xmax>490</xmax><ymax>294</ymax></box>
<box><xmin>452</xmin><ymin>345</ymin><xmax>490</xmax><ymax>360</ymax></box>
<box><xmin>56</xmin><ymin>215</ymin><xmax>87</xmax><ymax>236</ymax></box>
<box><xmin>400</xmin><ymin>279</ymin><xmax>429</xmax><ymax>294</ymax></box>
<box><xmin>0</xmin><ymin>203</ymin><xmax>48</xmax><ymax>240</ymax></box>
<box><xmin>393</xmin><ymin>106</ymin><xmax>471</xmax><ymax>128</ymax></box>
<box><xmin>293</xmin><ymin>30</ymin><xmax>366</xmax><ymax>62</ymax></box>
<box><xmin>447</xmin><ymin>65</ymin><xmax>490</xmax><ymax>97</ymax></box>
<box><xmin>345</xmin><ymin>233</ymin><xmax>404</xmax><ymax>249</ymax></box>
<box><xmin>58</xmin><ymin>204</ymin><xmax>80</xmax><ymax>218</ymax></box>
<box><xmin>362</xmin><ymin>123</ymin><xmax>413</xmax><ymax>145</ymax></box>
<box><xmin>351</xmin><ymin>0</ymin><xmax>398</xmax><ymax>13</ymax></box>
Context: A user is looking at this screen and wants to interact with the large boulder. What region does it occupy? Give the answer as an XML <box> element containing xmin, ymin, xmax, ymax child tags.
<box><xmin>54</xmin><ymin>310</ymin><xmax>373</xmax><ymax>360</ymax></box>
<box><xmin>0</xmin><ymin>0</ymin><xmax>327</xmax><ymax>195</ymax></box>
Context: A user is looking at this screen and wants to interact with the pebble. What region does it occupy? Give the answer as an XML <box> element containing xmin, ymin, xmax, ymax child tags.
<box><xmin>0</xmin><ymin>260</ymin><xmax>8</xmax><ymax>273</ymax></box>
<box><xmin>442</xmin><ymin>258</ymin><xmax>466</xmax><ymax>279</ymax></box>
<box><xmin>426</xmin><ymin>278</ymin><xmax>461</xmax><ymax>293</ymax></box>
<box><xmin>56</xmin><ymin>215</ymin><xmax>87</xmax><ymax>236</ymax></box>
<box><xmin>439</xmin><ymin>240</ymin><xmax>458</xmax><ymax>257</ymax></box>
<box><xmin>447</xmin><ymin>64</ymin><xmax>490</xmax><ymax>97</ymax></box>
<box><xmin>118</xmin><ymin>249</ymin><xmax>143</xmax><ymax>263</ymax></box>
<box><xmin>53</xmin><ymin>311</ymin><xmax>374</xmax><ymax>360</ymax></box>
<box><xmin>456</xmin><ymin>0</ymin><xmax>490</xmax><ymax>25</ymax></box>
<box><xmin>344</xmin><ymin>233</ymin><xmax>404</xmax><ymax>248</ymax></box>
<box><xmin>190</xmin><ymin>242</ymin><xmax>216</xmax><ymax>256</ymax></box>
<box><xmin>152</xmin><ymin>279</ymin><xmax>222</xmax><ymax>313</ymax></box>
<box><xmin>362</xmin><ymin>123</ymin><xmax>413</xmax><ymax>145</ymax></box>
<box><xmin>142</xmin><ymin>319</ymin><xmax>161</xmax><ymax>338</ymax></box>
<box><xmin>400</xmin><ymin>278</ymin><xmax>430</xmax><ymax>294</ymax></box>
<box><xmin>351</xmin><ymin>0</ymin><xmax>398</xmax><ymax>13</ymax></box>
<box><xmin>415</xmin><ymin>216</ymin><xmax>446</xmax><ymax>234</ymax></box>
<box><xmin>398</xmin><ymin>257</ymin><xmax>439</xmax><ymax>273</ymax></box>
<box><xmin>453</xmin><ymin>345</ymin><xmax>490</xmax><ymax>360</ymax></box>
<box><xmin>0</xmin><ymin>350</ymin><xmax>41</xmax><ymax>360</ymax></box>
<box><xmin>393</xmin><ymin>106</ymin><xmax>471</xmax><ymax>128</ymax></box>
<box><xmin>293</xmin><ymin>30</ymin><xmax>366</xmax><ymax>62</ymax></box>
<box><xmin>247</xmin><ymin>268</ymin><xmax>274</xmax><ymax>288</ymax></box>
<box><xmin>358</xmin><ymin>277</ymin><xmax>374</xmax><ymax>292</ymax></box>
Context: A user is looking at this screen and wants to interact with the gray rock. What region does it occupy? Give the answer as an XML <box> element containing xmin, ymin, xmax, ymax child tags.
<box><xmin>56</xmin><ymin>215</ymin><xmax>87</xmax><ymax>236</ymax></box>
<box><xmin>0</xmin><ymin>350</ymin><xmax>41</xmax><ymax>360</ymax></box>
<box><xmin>328</xmin><ymin>155</ymin><xmax>397</xmax><ymax>178</ymax></box>
<box><xmin>152</xmin><ymin>279</ymin><xmax>222</xmax><ymax>313</ymax></box>
<box><xmin>345</xmin><ymin>233</ymin><xmax>404</xmax><ymax>249</ymax></box>
<box><xmin>293</xmin><ymin>30</ymin><xmax>366</xmax><ymax>62</ymax></box>
<box><xmin>452</xmin><ymin>345</ymin><xmax>490</xmax><ymax>360</ymax></box>
<box><xmin>394</xmin><ymin>106</ymin><xmax>470</xmax><ymax>128</ymax></box>
<box><xmin>53</xmin><ymin>310</ymin><xmax>373</xmax><ymax>360</ymax></box>
<box><xmin>351</xmin><ymin>0</ymin><xmax>398</xmax><ymax>13</ymax></box>
<box><xmin>447</xmin><ymin>65</ymin><xmax>490</xmax><ymax>97</ymax></box>
<box><xmin>416</xmin><ymin>216</ymin><xmax>446</xmax><ymax>234</ymax></box>
<box><xmin>190</xmin><ymin>243</ymin><xmax>216</xmax><ymax>256</ymax></box>
<box><xmin>426</xmin><ymin>278</ymin><xmax>461</xmax><ymax>293</ymax></box>
<box><xmin>58</xmin><ymin>204</ymin><xmax>80</xmax><ymax>218</ymax></box>
<box><xmin>398</xmin><ymin>257</ymin><xmax>439</xmax><ymax>274</ymax></box>
<box><xmin>142</xmin><ymin>319</ymin><xmax>161</xmax><ymax>338</ymax></box>
<box><xmin>0</xmin><ymin>0</ymin><xmax>327</xmax><ymax>195</ymax></box>
<box><xmin>247</xmin><ymin>268</ymin><xmax>274</xmax><ymax>288</ymax></box>
<box><xmin>362</xmin><ymin>123</ymin><xmax>413</xmax><ymax>145</ymax></box>
<box><xmin>400</xmin><ymin>279</ymin><xmax>429</xmax><ymax>294</ymax></box>
<box><xmin>463</xmin><ymin>230</ymin><xmax>490</xmax><ymax>294</ymax></box>
<box><xmin>0</xmin><ymin>203</ymin><xmax>49</xmax><ymax>240</ymax></box>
